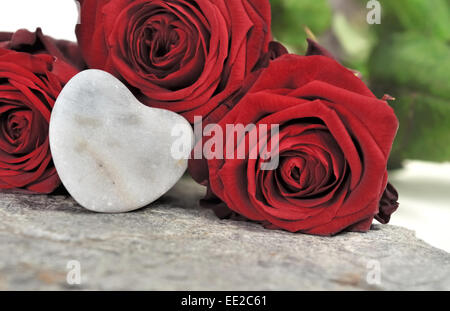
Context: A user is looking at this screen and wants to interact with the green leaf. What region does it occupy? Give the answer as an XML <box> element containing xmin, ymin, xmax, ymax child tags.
<box><xmin>369</xmin><ymin>33</ymin><xmax>450</xmax><ymax>163</ymax></box>
<box><xmin>389</xmin><ymin>91</ymin><xmax>450</xmax><ymax>164</ymax></box>
<box><xmin>270</xmin><ymin>0</ymin><xmax>332</xmax><ymax>52</ymax></box>
<box><xmin>378</xmin><ymin>0</ymin><xmax>450</xmax><ymax>41</ymax></box>
<box><xmin>370</xmin><ymin>33</ymin><xmax>450</xmax><ymax>100</ymax></box>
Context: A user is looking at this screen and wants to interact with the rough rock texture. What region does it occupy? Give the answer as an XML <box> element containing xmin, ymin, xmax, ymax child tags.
<box><xmin>0</xmin><ymin>177</ymin><xmax>449</xmax><ymax>290</ymax></box>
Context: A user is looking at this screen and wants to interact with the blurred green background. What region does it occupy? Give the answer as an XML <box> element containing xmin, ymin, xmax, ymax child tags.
<box><xmin>270</xmin><ymin>0</ymin><xmax>450</xmax><ymax>168</ymax></box>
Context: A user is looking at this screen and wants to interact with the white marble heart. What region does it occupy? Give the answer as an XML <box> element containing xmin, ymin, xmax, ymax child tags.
<box><xmin>49</xmin><ymin>69</ymin><xmax>193</xmax><ymax>213</ymax></box>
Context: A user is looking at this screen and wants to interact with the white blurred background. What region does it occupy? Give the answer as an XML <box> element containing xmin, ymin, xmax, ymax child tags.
<box><xmin>1</xmin><ymin>1</ymin><xmax>449</xmax><ymax>252</ymax></box>
<box><xmin>0</xmin><ymin>0</ymin><xmax>79</xmax><ymax>41</ymax></box>
<box><xmin>388</xmin><ymin>161</ymin><xmax>450</xmax><ymax>252</ymax></box>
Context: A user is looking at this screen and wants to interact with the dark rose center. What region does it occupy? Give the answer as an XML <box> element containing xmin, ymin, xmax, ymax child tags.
<box><xmin>126</xmin><ymin>4</ymin><xmax>207</xmax><ymax>89</ymax></box>
<box><xmin>150</xmin><ymin>26</ymin><xmax>179</xmax><ymax>58</ymax></box>
<box><xmin>7</xmin><ymin>113</ymin><xmax>29</xmax><ymax>140</ymax></box>
<box><xmin>280</xmin><ymin>156</ymin><xmax>320</xmax><ymax>191</ymax></box>
<box><xmin>1</xmin><ymin>109</ymin><xmax>31</xmax><ymax>142</ymax></box>
<box><xmin>141</xmin><ymin>15</ymin><xmax>181</xmax><ymax>64</ymax></box>
<box><xmin>275</xmin><ymin>144</ymin><xmax>341</xmax><ymax>198</ymax></box>
<box><xmin>1</xmin><ymin>109</ymin><xmax>32</xmax><ymax>143</ymax></box>
<box><xmin>290</xmin><ymin>165</ymin><xmax>301</xmax><ymax>180</ymax></box>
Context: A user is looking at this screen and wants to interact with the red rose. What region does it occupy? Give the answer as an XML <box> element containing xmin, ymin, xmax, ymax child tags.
<box><xmin>0</xmin><ymin>29</ymin><xmax>81</xmax><ymax>193</ymax></box>
<box><xmin>0</xmin><ymin>28</ymin><xmax>86</xmax><ymax>79</ymax></box>
<box><xmin>190</xmin><ymin>54</ymin><xmax>399</xmax><ymax>235</ymax></box>
<box><xmin>76</xmin><ymin>0</ymin><xmax>274</xmax><ymax>123</ymax></box>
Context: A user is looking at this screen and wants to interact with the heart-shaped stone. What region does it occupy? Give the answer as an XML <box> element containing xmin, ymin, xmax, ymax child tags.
<box><xmin>49</xmin><ymin>70</ymin><xmax>193</xmax><ymax>213</ymax></box>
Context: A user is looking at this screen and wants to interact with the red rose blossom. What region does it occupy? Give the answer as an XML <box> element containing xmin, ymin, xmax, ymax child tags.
<box><xmin>189</xmin><ymin>54</ymin><xmax>399</xmax><ymax>235</ymax></box>
<box><xmin>76</xmin><ymin>0</ymin><xmax>276</xmax><ymax>123</ymax></box>
<box><xmin>0</xmin><ymin>29</ymin><xmax>81</xmax><ymax>193</ymax></box>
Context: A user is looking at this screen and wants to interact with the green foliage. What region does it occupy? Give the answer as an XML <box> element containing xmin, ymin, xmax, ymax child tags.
<box><xmin>370</xmin><ymin>33</ymin><xmax>450</xmax><ymax>164</ymax></box>
<box><xmin>270</xmin><ymin>0</ymin><xmax>332</xmax><ymax>52</ymax></box>
<box><xmin>389</xmin><ymin>91</ymin><xmax>450</xmax><ymax>166</ymax></box>
<box><xmin>377</xmin><ymin>0</ymin><xmax>450</xmax><ymax>41</ymax></box>
<box><xmin>271</xmin><ymin>0</ymin><xmax>450</xmax><ymax>164</ymax></box>
<box><xmin>370</xmin><ymin>33</ymin><xmax>450</xmax><ymax>100</ymax></box>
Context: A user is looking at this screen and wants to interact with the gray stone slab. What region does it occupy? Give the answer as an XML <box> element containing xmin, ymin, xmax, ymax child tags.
<box><xmin>0</xmin><ymin>177</ymin><xmax>449</xmax><ymax>290</ymax></box>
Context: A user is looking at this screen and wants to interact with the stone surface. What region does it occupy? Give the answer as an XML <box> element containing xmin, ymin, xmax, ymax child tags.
<box><xmin>0</xmin><ymin>176</ymin><xmax>449</xmax><ymax>290</ymax></box>
<box><xmin>49</xmin><ymin>69</ymin><xmax>193</xmax><ymax>213</ymax></box>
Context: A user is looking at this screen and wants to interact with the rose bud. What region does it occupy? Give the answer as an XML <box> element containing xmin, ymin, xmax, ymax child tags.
<box><xmin>75</xmin><ymin>0</ymin><xmax>278</xmax><ymax>123</ymax></box>
<box><xmin>0</xmin><ymin>29</ymin><xmax>81</xmax><ymax>193</ymax></box>
<box><xmin>190</xmin><ymin>54</ymin><xmax>399</xmax><ymax>235</ymax></box>
<box><xmin>375</xmin><ymin>182</ymin><xmax>399</xmax><ymax>224</ymax></box>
